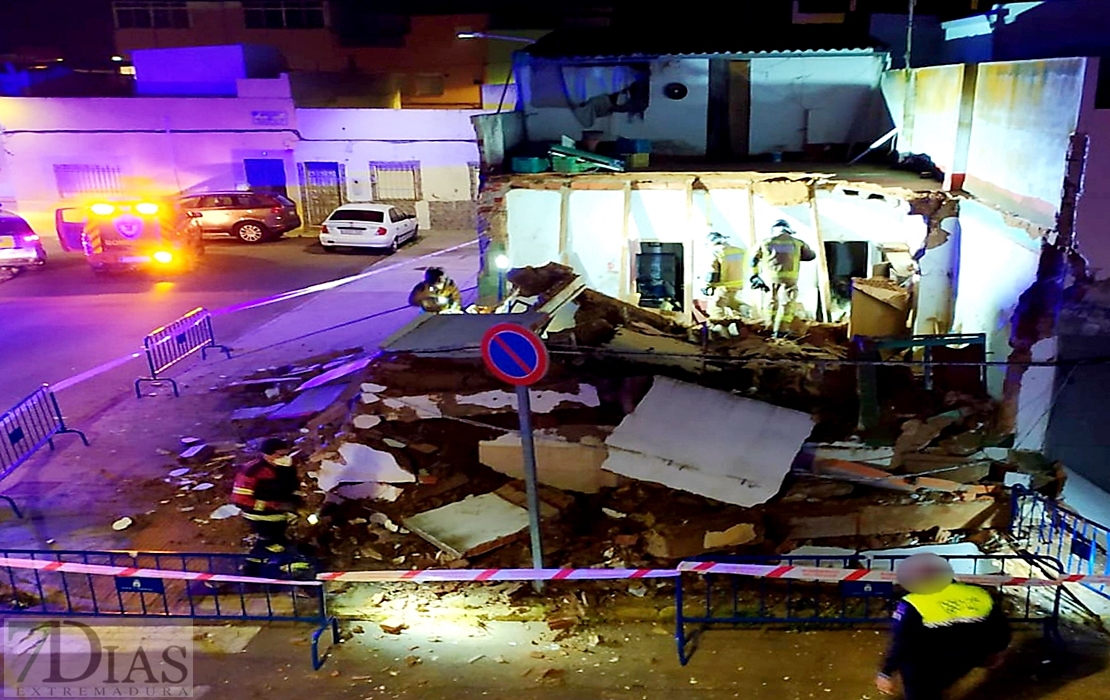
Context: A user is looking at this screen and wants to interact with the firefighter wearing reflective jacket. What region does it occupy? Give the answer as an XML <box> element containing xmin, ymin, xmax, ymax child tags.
<box><xmin>704</xmin><ymin>232</ymin><xmax>748</xmax><ymax>337</ymax></box>
<box><xmin>408</xmin><ymin>267</ymin><xmax>462</xmax><ymax>313</ymax></box>
<box><xmin>231</xmin><ymin>438</ymin><xmax>307</xmax><ymax>577</ymax></box>
<box><xmin>751</xmin><ymin>220</ymin><xmax>815</xmax><ymax>336</ymax></box>
<box><xmin>877</xmin><ymin>554</ymin><xmax>1011</xmax><ymax>700</ymax></box>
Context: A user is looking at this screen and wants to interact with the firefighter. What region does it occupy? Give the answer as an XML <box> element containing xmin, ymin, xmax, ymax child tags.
<box><xmin>877</xmin><ymin>553</ymin><xmax>1011</xmax><ymax>700</ymax></box>
<box><xmin>231</xmin><ymin>438</ymin><xmax>310</xmax><ymax>578</ymax></box>
<box><xmin>751</xmin><ymin>220</ymin><xmax>816</xmax><ymax>336</ymax></box>
<box><xmin>408</xmin><ymin>267</ymin><xmax>462</xmax><ymax>313</ymax></box>
<box><xmin>704</xmin><ymin>232</ymin><xmax>748</xmax><ymax>337</ymax></box>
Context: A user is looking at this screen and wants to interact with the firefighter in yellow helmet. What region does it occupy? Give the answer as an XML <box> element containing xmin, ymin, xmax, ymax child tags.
<box><xmin>876</xmin><ymin>553</ymin><xmax>1011</xmax><ymax>700</ymax></box>
<box><xmin>751</xmin><ymin>220</ymin><xmax>816</xmax><ymax>336</ymax></box>
<box><xmin>704</xmin><ymin>232</ymin><xmax>748</xmax><ymax>337</ymax></box>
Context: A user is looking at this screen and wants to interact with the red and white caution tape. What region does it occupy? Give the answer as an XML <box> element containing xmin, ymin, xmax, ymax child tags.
<box><xmin>0</xmin><ymin>557</ymin><xmax>319</xmax><ymax>587</ymax></box>
<box><xmin>318</xmin><ymin>567</ymin><xmax>680</xmax><ymax>583</ymax></box>
<box><xmin>4</xmin><ymin>555</ymin><xmax>1107</xmax><ymax>589</ymax></box>
<box><xmin>677</xmin><ymin>561</ymin><xmax>1087</xmax><ymax>587</ymax></box>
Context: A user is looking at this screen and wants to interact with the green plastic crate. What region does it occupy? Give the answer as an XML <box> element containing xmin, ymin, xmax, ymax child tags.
<box><xmin>511</xmin><ymin>156</ymin><xmax>550</xmax><ymax>173</ymax></box>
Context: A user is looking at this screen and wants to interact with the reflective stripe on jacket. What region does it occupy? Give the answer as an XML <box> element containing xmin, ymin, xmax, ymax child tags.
<box><xmin>714</xmin><ymin>246</ymin><xmax>747</xmax><ymax>289</ymax></box>
<box><xmin>903</xmin><ymin>583</ymin><xmax>994</xmax><ymax>628</ymax></box>
<box><xmin>756</xmin><ymin>233</ymin><xmax>815</xmax><ymax>284</ymax></box>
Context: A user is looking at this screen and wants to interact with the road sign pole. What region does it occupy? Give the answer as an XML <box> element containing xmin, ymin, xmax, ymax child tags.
<box><xmin>515</xmin><ymin>384</ymin><xmax>545</xmax><ymax>593</ymax></box>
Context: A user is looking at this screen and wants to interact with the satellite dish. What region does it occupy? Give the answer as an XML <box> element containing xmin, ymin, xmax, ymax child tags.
<box><xmin>663</xmin><ymin>82</ymin><xmax>688</xmax><ymax>100</ymax></box>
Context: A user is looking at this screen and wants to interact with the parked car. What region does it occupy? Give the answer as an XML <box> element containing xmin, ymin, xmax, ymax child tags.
<box><xmin>319</xmin><ymin>203</ymin><xmax>418</xmax><ymax>254</ymax></box>
<box><xmin>0</xmin><ymin>208</ymin><xmax>47</xmax><ymax>267</ymax></box>
<box><xmin>177</xmin><ymin>191</ymin><xmax>301</xmax><ymax>244</ymax></box>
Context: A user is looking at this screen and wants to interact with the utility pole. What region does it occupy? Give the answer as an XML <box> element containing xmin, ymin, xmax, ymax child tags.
<box><xmin>905</xmin><ymin>0</ymin><xmax>917</xmax><ymax>69</ymax></box>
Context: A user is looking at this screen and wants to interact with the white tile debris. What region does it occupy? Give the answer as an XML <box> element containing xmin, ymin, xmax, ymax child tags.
<box><xmin>456</xmin><ymin>385</ymin><xmax>600</xmax><ymax>413</ymax></box>
<box><xmin>602</xmin><ymin>377</ymin><xmax>813</xmax><ymax>508</ymax></box>
<box><xmin>317</xmin><ymin>442</ymin><xmax>415</xmax><ymax>493</ymax></box>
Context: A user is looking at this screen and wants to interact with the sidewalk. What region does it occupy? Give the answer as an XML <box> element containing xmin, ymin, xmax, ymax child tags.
<box><xmin>0</xmin><ymin>230</ymin><xmax>477</xmax><ymax>551</ymax></box>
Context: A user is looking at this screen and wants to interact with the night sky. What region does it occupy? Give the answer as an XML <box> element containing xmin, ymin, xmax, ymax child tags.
<box><xmin>0</xmin><ymin>0</ymin><xmax>115</xmax><ymax>67</ymax></box>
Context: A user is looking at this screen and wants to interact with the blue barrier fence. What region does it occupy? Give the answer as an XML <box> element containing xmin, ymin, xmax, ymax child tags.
<box><xmin>0</xmin><ymin>549</ymin><xmax>338</xmax><ymax>669</ymax></box>
<box><xmin>135</xmin><ymin>307</ymin><xmax>231</xmax><ymax>398</ymax></box>
<box><xmin>1010</xmin><ymin>485</ymin><xmax>1110</xmax><ymax>600</ymax></box>
<box><xmin>0</xmin><ymin>386</ymin><xmax>88</xmax><ymax>517</ymax></box>
<box><xmin>674</xmin><ymin>553</ymin><xmax>1063</xmax><ymax>665</ymax></box>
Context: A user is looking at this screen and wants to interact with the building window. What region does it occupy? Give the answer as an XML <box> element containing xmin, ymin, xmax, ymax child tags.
<box><xmin>243</xmin><ymin>1</ymin><xmax>325</xmax><ymax>29</ymax></box>
<box><xmin>54</xmin><ymin>165</ymin><xmax>123</xmax><ymax>199</ymax></box>
<box><xmin>112</xmin><ymin>1</ymin><xmax>190</xmax><ymax>29</ymax></box>
<box><xmin>369</xmin><ymin>162</ymin><xmax>422</xmax><ymax>201</ymax></box>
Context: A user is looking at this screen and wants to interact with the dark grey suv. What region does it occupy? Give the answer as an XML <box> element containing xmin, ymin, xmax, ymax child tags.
<box><xmin>178</xmin><ymin>191</ymin><xmax>302</xmax><ymax>244</ymax></box>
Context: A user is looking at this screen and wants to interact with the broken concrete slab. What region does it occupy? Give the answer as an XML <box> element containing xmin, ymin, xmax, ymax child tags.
<box><xmin>806</xmin><ymin>442</ymin><xmax>894</xmax><ymax>468</ymax></box>
<box><xmin>295</xmin><ymin>356</ymin><xmax>372</xmax><ymax>392</ymax></box>
<box><xmin>317</xmin><ymin>442</ymin><xmax>416</xmax><ymax>492</ymax></box>
<box><xmin>230</xmin><ymin>404</ymin><xmax>283</xmax><ymax>421</ymax></box>
<box><xmin>780</xmin><ymin>499</ymin><xmax>1007</xmax><ymax>540</ymax></box>
<box><xmin>479</xmin><ymin>432</ymin><xmax>617</xmax><ymax>493</ymax></box>
<box><xmin>849</xmin><ymin>277</ymin><xmax>910</xmax><ymax>338</ymax></box>
<box><xmin>333</xmin><ymin>482</ymin><xmax>403</xmax><ymax>502</ymax></box>
<box><xmin>643</xmin><ymin>518</ymin><xmax>762</xmax><ymax>559</ymax></box>
<box><xmin>892</xmin><ymin>411</ymin><xmax>963</xmax><ymax>460</ymax></box>
<box><xmin>268</xmin><ymin>384</ymin><xmax>347</xmax><ymax>420</ymax></box>
<box><xmin>602</xmin><ymin>377</ymin><xmax>814</xmax><ymax>507</ymax></box>
<box><xmin>403</xmin><ymin>493</ymin><xmax>531</xmax><ymax>559</ymax></box>
<box><xmin>381</xmin><ymin>311</ymin><xmax>547</xmax><ymax>358</ymax></box>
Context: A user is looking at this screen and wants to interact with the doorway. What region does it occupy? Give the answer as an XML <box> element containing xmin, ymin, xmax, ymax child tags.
<box><xmin>707</xmin><ymin>60</ymin><xmax>751</xmax><ymax>160</ymax></box>
<box><xmin>298</xmin><ymin>162</ymin><xmax>345</xmax><ymax>226</ymax></box>
<box><xmin>244</xmin><ymin>158</ymin><xmax>288</xmax><ymax>197</ymax></box>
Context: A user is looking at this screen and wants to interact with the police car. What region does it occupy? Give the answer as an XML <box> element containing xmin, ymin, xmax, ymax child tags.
<box><xmin>57</xmin><ymin>198</ymin><xmax>205</xmax><ymax>275</ymax></box>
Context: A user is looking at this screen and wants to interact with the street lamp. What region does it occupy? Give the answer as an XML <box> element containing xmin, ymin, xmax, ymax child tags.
<box><xmin>495</xmin><ymin>254</ymin><xmax>511</xmax><ymax>303</ymax></box>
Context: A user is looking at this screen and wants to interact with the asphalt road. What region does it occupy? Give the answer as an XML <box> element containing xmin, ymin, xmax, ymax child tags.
<box><xmin>0</xmin><ymin>236</ymin><xmax>386</xmax><ymax>411</ymax></box>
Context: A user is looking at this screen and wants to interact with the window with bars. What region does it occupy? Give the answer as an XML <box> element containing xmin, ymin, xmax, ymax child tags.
<box><xmin>369</xmin><ymin>162</ymin><xmax>422</xmax><ymax>201</ymax></box>
<box><xmin>53</xmin><ymin>165</ymin><xmax>124</xmax><ymax>199</ymax></box>
<box><xmin>243</xmin><ymin>1</ymin><xmax>325</xmax><ymax>29</ymax></box>
<box><xmin>113</xmin><ymin>1</ymin><xmax>190</xmax><ymax>29</ymax></box>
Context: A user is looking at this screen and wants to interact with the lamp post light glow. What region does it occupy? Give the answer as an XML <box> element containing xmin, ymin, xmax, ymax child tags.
<box><xmin>495</xmin><ymin>254</ymin><xmax>511</xmax><ymax>303</ymax></box>
<box><xmin>455</xmin><ymin>31</ymin><xmax>534</xmax><ymax>44</ymax></box>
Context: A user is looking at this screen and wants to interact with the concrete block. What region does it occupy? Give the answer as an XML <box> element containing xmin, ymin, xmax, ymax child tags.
<box><xmin>479</xmin><ymin>433</ymin><xmax>617</xmax><ymax>493</ymax></box>
<box><xmin>403</xmin><ymin>492</ymin><xmax>531</xmax><ymax>559</ymax></box>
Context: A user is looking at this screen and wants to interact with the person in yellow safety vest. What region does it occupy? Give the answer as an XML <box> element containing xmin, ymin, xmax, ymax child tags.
<box><xmin>408</xmin><ymin>267</ymin><xmax>462</xmax><ymax>314</ymax></box>
<box><xmin>751</xmin><ymin>219</ymin><xmax>816</xmax><ymax>336</ymax></box>
<box><xmin>876</xmin><ymin>553</ymin><xmax>1011</xmax><ymax>700</ymax></box>
<box><xmin>704</xmin><ymin>232</ymin><xmax>748</xmax><ymax>337</ymax></box>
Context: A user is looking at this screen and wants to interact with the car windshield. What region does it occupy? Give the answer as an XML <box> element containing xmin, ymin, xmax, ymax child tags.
<box><xmin>328</xmin><ymin>209</ymin><xmax>384</xmax><ymax>223</ymax></box>
<box><xmin>0</xmin><ymin>217</ymin><xmax>33</xmax><ymax>235</ymax></box>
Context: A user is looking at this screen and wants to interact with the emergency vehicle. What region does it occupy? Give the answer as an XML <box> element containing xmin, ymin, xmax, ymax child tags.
<box><xmin>56</xmin><ymin>198</ymin><xmax>205</xmax><ymax>274</ymax></box>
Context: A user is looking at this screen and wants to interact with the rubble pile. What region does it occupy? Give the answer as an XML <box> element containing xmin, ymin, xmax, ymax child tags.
<box><xmin>140</xmin><ymin>267</ymin><xmax>1065</xmax><ymax>616</ymax></box>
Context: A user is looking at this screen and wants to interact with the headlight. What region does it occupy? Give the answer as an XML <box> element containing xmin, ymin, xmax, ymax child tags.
<box><xmin>136</xmin><ymin>202</ymin><xmax>159</xmax><ymax>215</ymax></box>
<box><xmin>152</xmin><ymin>250</ymin><xmax>174</xmax><ymax>264</ymax></box>
<box><xmin>90</xmin><ymin>203</ymin><xmax>115</xmax><ymax>216</ymax></box>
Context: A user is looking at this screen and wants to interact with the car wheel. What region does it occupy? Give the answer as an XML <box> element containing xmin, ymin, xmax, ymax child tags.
<box><xmin>387</xmin><ymin>237</ymin><xmax>399</xmax><ymax>254</ymax></box>
<box><xmin>233</xmin><ymin>221</ymin><xmax>269</xmax><ymax>244</ymax></box>
<box><xmin>409</xmin><ymin>226</ymin><xmax>419</xmax><ymax>242</ymax></box>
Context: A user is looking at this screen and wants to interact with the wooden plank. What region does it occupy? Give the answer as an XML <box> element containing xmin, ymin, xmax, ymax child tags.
<box><xmin>808</xmin><ymin>184</ymin><xmax>834</xmax><ymax>323</ymax></box>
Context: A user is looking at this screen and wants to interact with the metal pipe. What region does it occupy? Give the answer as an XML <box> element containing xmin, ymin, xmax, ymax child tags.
<box><xmin>515</xmin><ymin>385</ymin><xmax>544</xmax><ymax>593</ymax></box>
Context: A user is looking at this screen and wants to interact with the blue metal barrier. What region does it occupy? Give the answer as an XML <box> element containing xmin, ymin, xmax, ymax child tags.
<box><xmin>1010</xmin><ymin>485</ymin><xmax>1110</xmax><ymax>600</ymax></box>
<box><xmin>0</xmin><ymin>548</ymin><xmax>339</xmax><ymax>669</ymax></box>
<box><xmin>0</xmin><ymin>386</ymin><xmax>89</xmax><ymax>517</ymax></box>
<box><xmin>675</xmin><ymin>553</ymin><xmax>1063</xmax><ymax>665</ymax></box>
<box><xmin>135</xmin><ymin>307</ymin><xmax>231</xmax><ymax>398</ymax></box>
